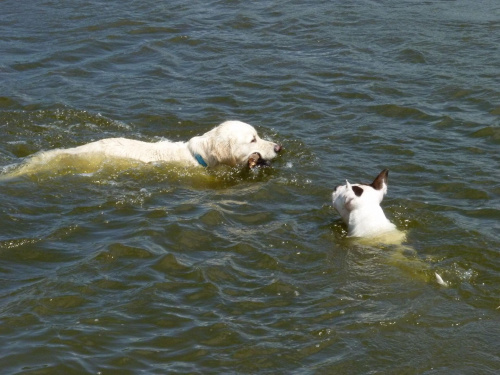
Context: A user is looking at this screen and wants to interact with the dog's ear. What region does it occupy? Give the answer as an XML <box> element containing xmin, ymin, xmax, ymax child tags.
<box><xmin>352</xmin><ymin>186</ymin><xmax>364</xmax><ymax>197</ymax></box>
<box><xmin>371</xmin><ymin>169</ymin><xmax>389</xmax><ymax>191</ymax></box>
<box><xmin>346</xmin><ymin>180</ymin><xmax>363</xmax><ymax>196</ymax></box>
<box><xmin>188</xmin><ymin>135</ymin><xmax>217</xmax><ymax>167</ymax></box>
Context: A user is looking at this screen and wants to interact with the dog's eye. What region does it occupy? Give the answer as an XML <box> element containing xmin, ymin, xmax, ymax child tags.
<box><xmin>250</xmin><ymin>136</ymin><xmax>257</xmax><ymax>143</ymax></box>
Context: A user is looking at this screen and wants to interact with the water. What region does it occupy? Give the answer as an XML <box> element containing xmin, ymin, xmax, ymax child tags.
<box><xmin>1</xmin><ymin>0</ymin><xmax>499</xmax><ymax>373</ymax></box>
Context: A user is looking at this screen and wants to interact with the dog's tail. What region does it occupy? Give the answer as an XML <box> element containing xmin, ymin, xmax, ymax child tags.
<box><xmin>435</xmin><ymin>272</ymin><xmax>448</xmax><ymax>287</ymax></box>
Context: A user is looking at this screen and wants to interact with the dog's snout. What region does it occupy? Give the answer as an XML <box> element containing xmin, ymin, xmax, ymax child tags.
<box><xmin>274</xmin><ymin>144</ymin><xmax>282</xmax><ymax>153</ymax></box>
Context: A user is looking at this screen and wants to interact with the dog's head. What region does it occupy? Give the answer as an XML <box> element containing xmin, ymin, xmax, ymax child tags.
<box><xmin>189</xmin><ymin>120</ymin><xmax>282</xmax><ymax>168</ymax></box>
<box><xmin>331</xmin><ymin>169</ymin><xmax>389</xmax><ymax>224</ymax></box>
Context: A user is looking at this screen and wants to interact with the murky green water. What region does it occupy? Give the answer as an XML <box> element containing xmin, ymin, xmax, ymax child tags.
<box><xmin>1</xmin><ymin>1</ymin><xmax>499</xmax><ymax>373</ymax></box>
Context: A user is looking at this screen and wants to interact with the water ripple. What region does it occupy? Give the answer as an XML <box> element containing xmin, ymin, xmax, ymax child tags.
<box><xmin>1</xmin><ymin>0</ymin><xmax>499</xmax><ymax>373</ymax></box>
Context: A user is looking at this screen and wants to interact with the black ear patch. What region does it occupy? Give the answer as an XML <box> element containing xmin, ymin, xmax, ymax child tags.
<box><xmin>352</xmin><ymin>185</ymin><xmax>364</xmax><ymax>197</ymax></box>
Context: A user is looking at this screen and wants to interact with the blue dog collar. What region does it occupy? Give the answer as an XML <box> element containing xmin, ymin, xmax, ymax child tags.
<box><xmin>194</xmin><ymin>153</ymin><xmax>208</xmax><ymax>167</ymax></box>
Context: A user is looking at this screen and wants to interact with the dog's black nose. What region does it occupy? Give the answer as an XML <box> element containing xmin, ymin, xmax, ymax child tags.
<box><xmin>274</xmin><ymin>144</ymin><xmax>282</xmax><ymax>153</ymax></box>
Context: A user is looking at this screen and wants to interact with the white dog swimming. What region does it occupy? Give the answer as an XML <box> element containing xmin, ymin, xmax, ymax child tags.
<box><xmin>6</xmin><ymin>120</ymin><xmax>282</xmax><ymax>176</ymax></box>
<box><xmin>331</xmin><ymin>169</ymin><xmax>398</xmax><ymax>238</ymax></box>
<box><xmin>332</xmin><ymin>169</ymin><xmax>447</xmax><ymax>286</ymax></box>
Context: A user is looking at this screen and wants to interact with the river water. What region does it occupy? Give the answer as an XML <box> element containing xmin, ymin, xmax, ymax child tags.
<box><xmin>1</xmin><ymin>1</ymin><xmax>499</xmax><ymax>374</ymax></box>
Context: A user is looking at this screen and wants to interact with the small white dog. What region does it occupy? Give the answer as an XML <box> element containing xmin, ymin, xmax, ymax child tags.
<box><xmin>17</xmin><ymin>120</ymin><xmax>282</xmax><ymax>170</ymax></box>
<box><xmin>332</xmin><ymin>169</ymin><xmax>397</xmax><ymax>238</ymax></box>
<box><xmin>331</xmin><ymin>169</ymin><xmax>447</xmax><ymax>286</ymax></box>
